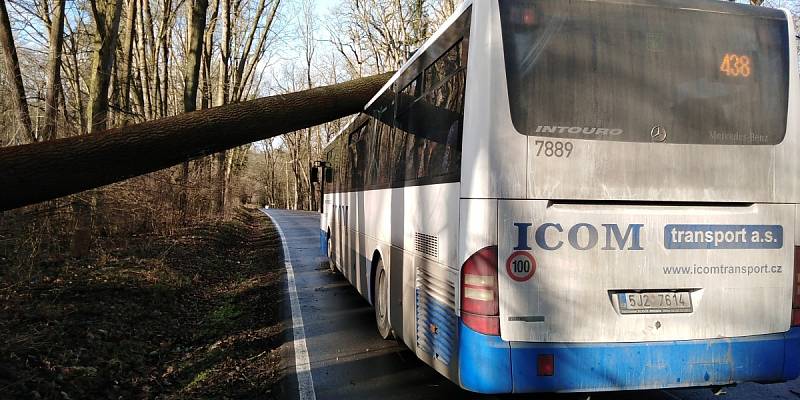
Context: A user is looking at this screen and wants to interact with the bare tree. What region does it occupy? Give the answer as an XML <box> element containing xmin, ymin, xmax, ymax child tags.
<box><xmin>301</xmin><ymin>0</ymin><xmax>316</xmax><ymax>210</ymax></box>
<box><xmin>120</xmin><ymin>0</ymin><xmax>138</xmax><ymax>124</ymax></box>
<box><xmin>231</xmin><ymin>0</ymin><xmax>281</xmax><ymax>102</ymax></box>
<box><xmin>155</xmin><ymin>0</ymin><xmax>174</xmax><ymax>118</ymax></box>
<box><xmin>216</xmin><ymin>0</ymin><xmax>232</xmax><ymax>107</ymax></box>
<box><xmin>87</xmin><ymin>0</ymin><xmax>124</xmax><ymax>133</ymax></box>
<box><xmin>327</xmin><ymin>0</ymin><xmax>438</xmax><ymax>78</ymax></box>
<box><xmin>42</xmin><ymin>0</ymin><xmax>67</xmax><ymax>141</ymax></box>
<box><xmin>0</xmin><ymin>0</ymin><xmax>35</xmax><ymax>142</ymax></box>
<box><xmin>181</xmin><ymin>0</ymin><xmax>210</xmax><ymax>217</ymax></box>
<box><xmin>215</xmin><ymin>0</ymin><xmax>233</xmax><ymax>214</ymax></box>
<box><xmin>63</xmin><ymin>15</ymin><xmax>87</xmax><ymax>134</ymax></box>
<box><xmin>201</xmin><ymin>0</ymin><xmax>220</xmax><ymax>109</ymax></box>
<box><xmin>184</xmin><ymin>0</ymin><xmax>209</xmax><ymax>114</ymax></box>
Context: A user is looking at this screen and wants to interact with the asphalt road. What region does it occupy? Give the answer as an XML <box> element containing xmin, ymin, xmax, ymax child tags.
<box><xmin>263</xmin><ymin>209</ymin><xmax>800</xmax><ymax>400</ymax></box>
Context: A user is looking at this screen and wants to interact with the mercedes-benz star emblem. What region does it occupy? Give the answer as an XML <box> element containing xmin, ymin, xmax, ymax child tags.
<box><xmin>650</xmin><ymin>125</ymin><xmax>667</xmax><ymax>142</ymax></box>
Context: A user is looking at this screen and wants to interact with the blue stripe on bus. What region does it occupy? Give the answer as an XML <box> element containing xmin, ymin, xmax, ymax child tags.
<box><xmin>319</xmin><ymin>229</ymin><xmax>327</xmax><ymax>257</ymax></box>
<box><xmin>458</xmin><ymin>320</ymin><xmax>513</xmax><ymax>393</ymax></box>
<box><xmin>416</xmin><ymin>289</ymin><xmax>458</xmax><ymax>365</ymax></box>
<box><xmin>457</xmin><ymin>320</ymin><xmax>800</xmax><ymax>394</ymax></box>
<box><xmin>783</xmin><ymin>327</ymin><xmax>800</xmax><ymax>381</ymax></box>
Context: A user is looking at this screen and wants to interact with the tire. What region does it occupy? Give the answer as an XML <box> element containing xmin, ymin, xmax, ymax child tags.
<box><xmin>327</xmin><ymin>234</ymin><xmax>336</xmax><ymax>273</ymax></box>
<box><xmin>374</xmin><ymin>260</ymin><xmax>393</xmax><ymax>339</ymax></box>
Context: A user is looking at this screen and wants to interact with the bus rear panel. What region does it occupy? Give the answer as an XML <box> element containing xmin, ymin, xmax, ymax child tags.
<box><xmin>456</xmin><ymin>0</ymin><xmax>800</xmax><ymax>393</ymax></box>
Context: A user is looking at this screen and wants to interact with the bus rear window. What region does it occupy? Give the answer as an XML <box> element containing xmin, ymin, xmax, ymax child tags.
<box><xmin>499</xmin><ymin>0</ymin><xmax>790</xmax><ymax>145</ymax></box>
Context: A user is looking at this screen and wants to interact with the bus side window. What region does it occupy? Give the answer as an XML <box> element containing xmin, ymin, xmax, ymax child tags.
<box><xmin>335</xmin><ymin>138</ymin><xmax>344</xmax><ymax>192</ymax></box>
<box><xmin>342</xmin><ymin>129</ymin><xmax>353</xmax><ymax>192</ymax></box>
<box><xmin>415</xmin><ymin>39</ymin><xmax>467</xmax><ymax>181</ymax></box>
<box><xmin>424</xmin><ymin>39</ymin><xmax>465</xmax><ymax>92</ymax></box>
<box><xmin>338</xmin><ymin>135</ymin><xmax>345</xmax><ymax>192</ymax></box>
<box><xmin>372</xmin><ymin>109</ymin><xmax>393</xmax><ymax>186</ymax></box>
<box><xmin>348</xmin><ymin>122</ymin><xmax>369</xmax><ymax>192</ymax></box>
<box><xmin>393</xmin><ymin>77</ymin><xmax>417</xmax><ymax>184</ymax></box>
<box><xmin>326</xmin><ymin>149</ymin><xmax>336</xmax><ymax>190</ymax></box>
<box><xmin>364</xmin><ymin>109</ymin><xmax>391</xmax><ymax>189</ymax></box>
<box><xmin>424</xmin><ymin>43</ymin><xmax>467</xmax><ymax>178</ymax></box>
<box><xmin>364</xmin><ymin>119</ymin><xmax>378</xmax><ymax>188</ymax></box>
<box><xmin>390</xmin><ymin>130</ymin><xmax>406</xmax><ymax>185</ymax></box>
<box><xmin>393</xmin><ymin>77</ymin><xmax>419</xmax><ymax>183</ymax></box>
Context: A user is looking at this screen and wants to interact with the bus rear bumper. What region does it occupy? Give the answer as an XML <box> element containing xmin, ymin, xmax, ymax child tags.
<box><xmin>458</xmin><ymin>321</ymin><xmax>800</xmax><ymax>394</ymax></box>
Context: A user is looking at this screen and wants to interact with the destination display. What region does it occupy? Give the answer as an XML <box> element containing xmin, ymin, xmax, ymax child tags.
<box><xmin>499</xmin><ymin>0</ymin><xmax>790</xmax><ymax>145</ymax></box>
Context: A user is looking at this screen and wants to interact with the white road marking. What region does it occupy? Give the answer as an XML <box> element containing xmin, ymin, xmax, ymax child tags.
<box><xmin>261</xmin><ymin>210</ymin><xmax>317</xmax><ymax>400</ymax></box>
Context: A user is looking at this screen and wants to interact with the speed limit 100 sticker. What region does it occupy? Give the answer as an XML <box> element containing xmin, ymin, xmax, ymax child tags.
<box><xmin>506</xmin><ymin>251</ymin><xmax>536</xmax><ymax>282</ymax></box>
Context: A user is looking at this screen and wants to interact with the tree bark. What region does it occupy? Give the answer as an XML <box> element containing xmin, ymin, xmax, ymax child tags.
<box><xmin>121</xmin><ymin>0</ymin><xmax>137</xmax><ymax>124</ymax></box>
<box><xmin>87</xmin><ymin>0</ymin><xmax>124</xmax><ymax>133</ymax></box>
<box><xmin>184</xmin><ymin>0</ymin><xmax>208</xmax><ymax>113</ymax></box>
<box><xmin>143</xmin><ymin>0</ymin><xmax>161</xmax><ymax>117</ymax></box>
<box><xmin>215</xmin><ymin>0</ymin><xmax>232</xmax><ymax>215</ymax></box>
<box><xmin>216</xmin><ymin>0</ymin><xmax>231</xmax><ymax>107</ymax></box>
<box><xmin>181</xmin><ymin>0</ymin><xmax>210</xmax><ymax>218</ymax></box>
<box><xmin>135</xmin><ymin>0</ymin><xmax>152</xmax><ymax>121</ymax></box>
<box><xmin>0</xmin><ymin>0</ymin><xmax>35</xmax><ymax>142</ymax></box>
<box><xmin>200</xmin><ymin>0</ymin><xmax>219</xmax><ymax>109</ymax></box>
<box><xmin>0</xmin><ymin>72</ymin><xmax>393</xmax><ymax>211</ymax></box>
<box><xmin>64</xmin><ymin>24</ymin><xmax>86</xmax><ymax>133</ymax></box>
<box><xmin>42</xmin><ymin>0</ymin><xmax>67</xmax><ymax>141</ymax></box>
<box><xmin>158</xmin><ymin>0</ymin><xmax>173</xmax><ymax>118</ymax></box>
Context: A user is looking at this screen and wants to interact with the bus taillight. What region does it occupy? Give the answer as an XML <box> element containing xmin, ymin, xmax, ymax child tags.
<box><xmin>793</xmin><ymin>246</ymin><xmax>800</xmax><ymax>326</ymax></box>
<box><xmin>461</xmin><ymin>246</ymin><xmax>500</xmax><ymax>336</ymax></box>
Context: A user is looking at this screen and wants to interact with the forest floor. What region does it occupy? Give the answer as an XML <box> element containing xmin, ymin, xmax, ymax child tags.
<box><xmin>0</xmin><ymin>207</ymin><xmax>287</xmax><ymax>399</ymax></box>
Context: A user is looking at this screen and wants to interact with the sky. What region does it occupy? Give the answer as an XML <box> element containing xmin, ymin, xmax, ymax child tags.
<box><xmin>315</xmin><ymin>0</ymin><xmax>339</xmax><ymax>13</ymax></box>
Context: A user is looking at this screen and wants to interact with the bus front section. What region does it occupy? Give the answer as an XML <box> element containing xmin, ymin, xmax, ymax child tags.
<box><xmin>457</xmin><ymin>0</ymin><xmax>800</xmax><ymax>394</ymax></box>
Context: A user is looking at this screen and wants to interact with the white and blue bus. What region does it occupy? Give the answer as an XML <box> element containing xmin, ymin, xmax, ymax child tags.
<box><xmin>315</xmin><ymin>0</ymin><xmax>800</xmax><ymax>394</ymax></box>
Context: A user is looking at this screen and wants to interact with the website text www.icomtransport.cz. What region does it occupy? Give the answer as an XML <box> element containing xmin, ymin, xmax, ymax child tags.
<box><xmin>663</xmin><ymin>264</ymin><xmax>784</xmax><ymax>276</ymax></box>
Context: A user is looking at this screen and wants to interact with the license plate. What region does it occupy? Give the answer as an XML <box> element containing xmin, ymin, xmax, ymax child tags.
<box><xmin>617</xmin><ymin>291</ymin><xmax>693</xmax><ymax>314</ymax></box>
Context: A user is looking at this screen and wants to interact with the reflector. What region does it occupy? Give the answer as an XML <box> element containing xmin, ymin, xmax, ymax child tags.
<box><xmin>537</xmin><ymin>354</ymin><xmax>555</xmax><ymax>376</ymax></box>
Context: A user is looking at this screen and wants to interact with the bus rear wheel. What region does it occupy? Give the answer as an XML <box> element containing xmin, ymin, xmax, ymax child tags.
<box><xmin>327</xmin><ymin>235</ymin><xmax>335</xmax><ymax>273</ymax></box>
<box><xmin>374</xmin><ymin>260</ymin><xmax>393</xmax><ymax>339</ymax></box>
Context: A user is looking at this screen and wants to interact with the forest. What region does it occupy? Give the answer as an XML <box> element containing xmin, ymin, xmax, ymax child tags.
<box><xmin>0</xmin><ymin>0</ymin><xmax>460</xmax><ymax>265</ymax></box>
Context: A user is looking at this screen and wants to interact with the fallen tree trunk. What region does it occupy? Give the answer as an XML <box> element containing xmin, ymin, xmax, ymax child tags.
<box><xmin>0</xmin><ymin>72</ymin><xmax>393</xmax><ymax>211</ymax></box>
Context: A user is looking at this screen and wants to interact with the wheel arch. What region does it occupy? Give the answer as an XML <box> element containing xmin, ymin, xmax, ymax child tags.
<box><xmin>369</xmin><ymin>248</ymin><xmax>384</xmax><ymax>305</ymax></box>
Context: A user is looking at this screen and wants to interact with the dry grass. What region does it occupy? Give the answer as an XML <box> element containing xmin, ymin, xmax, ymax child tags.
<box><xmin>0</xmin><ymin>207</ymin><xmax>286</xmax><ymax>399</ymax></box>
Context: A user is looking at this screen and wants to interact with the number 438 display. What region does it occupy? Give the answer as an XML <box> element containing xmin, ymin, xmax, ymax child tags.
<box><xmin>720</xmin><ymin>53</ymin><xmax>752</xmax><ymax>78</ymax></box>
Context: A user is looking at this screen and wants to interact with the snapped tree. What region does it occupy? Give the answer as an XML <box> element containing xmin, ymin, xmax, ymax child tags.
<box><xmin>0</xmin><ymin>72</ymin><xmax>393</xmax><ymax>211</ymax></box>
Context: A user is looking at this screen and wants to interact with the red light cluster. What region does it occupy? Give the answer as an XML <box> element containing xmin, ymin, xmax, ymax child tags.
<box><xmin>461</xmin><ymin>246</ymin><xmax>500</xmax><ymax>336</ymax></box>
